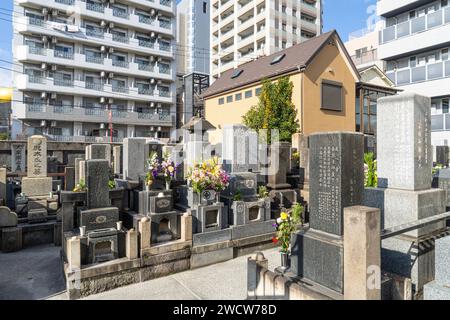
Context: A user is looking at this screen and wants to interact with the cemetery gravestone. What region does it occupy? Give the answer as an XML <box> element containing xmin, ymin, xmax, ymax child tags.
<box><xmin>435</xmin><ymin>146</ymin><xmax>449</xmax><ymax>167</ymax></box>
<box><xmin>86</xmin><ymin>144</ymin><xmax>111</xmax><ymax>164</ymax></box>
<box><xmin>11</xmin><ymin>143</ymin><xmax>26</xmax><ymax>173</ymax></box>
<box><xmin>424</xmin><ymin>236</ymin><xmax>450</xmax><ymax>300</ymax></box>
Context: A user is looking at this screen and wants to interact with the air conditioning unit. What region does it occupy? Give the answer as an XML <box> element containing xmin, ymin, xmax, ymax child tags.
<box><xmin>157</xmin><ymin>80</ymin><xmax>162</xmax><ymax>85</ymax></box>
<box><xmin>157</xmin><ymin>57</ymin><xmax>162</xmax><ymax>62</ymax></box>
<box><xmin>51</xmin><ymin>65</ymin><xmax>58</xmax><ymax>71</ymax></box>
<box><xmin>108</xmin><ymin>98</ymin><xmax>114</xmax><ymax>104</ymax></box>
<box><xmin>100</xmin><ymin>71</ymin><xmax>106</xmax><ymax>78</ymax></box>
<box><xmin>100</xmin><ymin>45</ymin><xmax>106</xmax><ymax>52</ymax></box>
<box><xmin>100</xmin><ymin>20</ymin><xmax>107</xmax><ymax>28</ymax></box>
<box><xmin>157</xmin><ymin>34</ymin><xmax>162</xmax><ymax>39</ymax></box>
<box><xmin>108</xmin><ymin>47</ymin><xmax>114</xmax><ymax>54</ymax></box>
<box><xmin>150</xmin><ymin>102</ymin><xmax>155</xmax><ymax>107</ymax></box>
<box><xmin>42</xmin><ymin>36</ymin><xmax>48</xmax><ymax>43</ymax></box>
<box><xmin>50</xmin><ymin>93</ymin><xmax>57</xmax><ymax>99</ymax></box>
<box><xmin>100</xmin><ymin>97</ymin><xmax>106</xmax><ymax>103</ymax></box>
<box><xmin>149</xmin><ymin>55</ymin><xmax>155</xmax><ymax>62</ymax></box>
<box><xmin>150</xmin><ymin>126</ymin><xmax>155</xmax><ymax>132</ymax></box>
<box><xmin>157</xmin><ymin>103</ymin><xmax>162</xmax><ymax>108</ymax></box>
<box><xmin>109</xmin><ymin>22</ymin><xmax>115</xmax><ymax>29</ymax></box>
<box><xmin>50</xmin><ymin>121</ymin><xmax>57</xmax><ymax>127</ymax></box>
<box><xmin>150</xmin><ymin>78</ymin><xmax>155</xmax><ymax>84</ymax></box>
<box><xmin>100</xmin><ymin>123</ymin><xmax>106</xmax><ymax>129</ymax></box>
<box><xmin>41</xmin><ymin>92</ymin><xmax>47</xmax><ymax>99</ymax></box>
<box><xmin>40</xmin><ymin>120</ymin><xmax>47</xmax><ymax>127</ymax></box>
<box><xmin>150</xmin><ymin>9</ymin><xmax>156</xmax><ymax>16</ymax></box>
<box><xmin>52</xmin><ymin>9</ymin><xmax>59</xmax><ymax>16</ymax></box>
<box><xmin>41</xmin><ymin>63</ymin><xmax>47</xmax><ymax>70</ymax></box>
<box><xmin>51</xmin><ymin>37</ymin><xmax>58</xmax><ymax>44</ymax></box>
<box><xmin>108</xmin><ymin>72</ymin><xmax>114</xmax><ymax>78</ymax></box>
<box><xmin>157</xmin><ymin>126</ymin><xmax>161</xmax><ymax>132</ymax></box>
<box><xmin>42</xmin><ymin>8</ymin><xmax>49</xmax><ymax>16</ymax></box>
<box><xmin>150</xmin><ymin>32</ymin><xmax>156</xmax><ymax>38</ymax></box>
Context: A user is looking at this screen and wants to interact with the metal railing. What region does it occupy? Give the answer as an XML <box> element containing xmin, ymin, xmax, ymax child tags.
<box><xmin>29</xmin><ymin>46</ymin><xmax>45</xmax><ymax>55</ymax></box>
<box><xmin>381</xmin><ymin>212</ymin><xmax>450</xmax><ymax>239</ymax></box>
<box><xmin>137</xmin><ymin>62</ymin><xmax>154</xmax><ymax>72</ymax></box>
<box><xmin>112</xmin><ymin>86</ymin><xmax>129</xmax><ymax>93</ymax></box>
<box><xmin>54</xmin><ymin>78</ymin><xmax>74</xmax><ymax>87</ymax></box>
<box><xmin>86</xmin><ymin>1</ymin><xmax>105</xmax><ymax>13</ymax></box>
<box><xmin>386</xmin><ymin>60</ymin><xmax>450</xmax><ymax>86</ymax></box>
<box><xmin>55</xmin><ymin>0</ymin><xmax>75</xmax><ymax>5</ymax></box>
<box><xmin>86</xmin><ymin>27</ymin><xmax>104</xmax><ymax>39</ymax></box>
<box><xmin>85</xmin><ymin>55</ymin><xmax>104</xmax><ymax>64</ymax></box>
<box><xmin>54</xmin><ymin>50</ymin><xmax>74</xmax><ymax>60</ymax></box>
<box><xmin>351</xmin><ymin>49</ymin><xmax>378</xmax><ymax>66</ymax></box>
<box><xmin>85</xmin><ymin>81</ymin><xmax>104</xmax><ymax>91</ymax></box>
<box><xmin>112</xmin><ymin>33</ymin><xmax>129</xmax><ymax>44</ymax></box>
<box><xmin>138</xmin><ymin>15</ymin><xmax>154</xmax><ymax>25</ymax></box>
<box><xmin>112</xmin><ymin>59</ymin><xmax>130</xmax><ymax>68</ymax></box>
<box><xmin>112</xmin><ymin>8</ymin><xmax>130</xmax><ymax>19</ymax></box>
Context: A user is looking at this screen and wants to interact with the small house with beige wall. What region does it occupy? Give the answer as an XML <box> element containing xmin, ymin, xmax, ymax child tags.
<box><xmin>202</xmin><ymin>30</ymin><xmax>361</xmax><ymax>144</ymax></box>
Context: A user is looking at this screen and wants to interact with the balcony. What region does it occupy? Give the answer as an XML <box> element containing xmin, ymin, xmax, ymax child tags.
<box><xmin>85</xmin><ymin>55</ymin><xmax>104</xmax><ymax>64</ymax></box>
<box><xmin>54</xmin><ymin>78</ymin><xmax>74</xmax><ymax>87</ymax></box>
<box><xmin>377</xmin><ymin>0</ymin><xmax>423</xmax><ymax>17</ymax></box>
<box><xmin>85</xmin><ymin>81</ymin><xmax>104</xmax><ymax>91</ymax></box>
<box><xmin>86</xmin><ymin>1</ymin><xmax>105</xmax><ymax>13</ymax></box>
<box><xmin>17</xmin><ymin>16</ymin><xmax>174</xmax><ymax>58</ymax></box>
<box><xmin>112</xmin><ymin>59</ymin><xmax>130</xmax><ymax>68</ymax></box>
<box><xmin>351</xmin><ymin>49</ymin><xmax>378</xmax><ymax>67</ymax></box>
<box><xmin>17</xmin><ymin>102</ymin><xmax>174</xmax><ymax>126</ymax></box>
<box><xmin>55</xmin><ymin>0</ymin><xmax>74</xmax><ymax>4</ymax></box>
<box><xmin>112</xmin><ymin>85</ymin><xmax>129</xmax><ymax>94</ymax></box>
<box><xmin>112</xmin><ymin>7</ymin><xmax>130</xmax><ymax>20</ymax></box>
<box><xmin>54</xmin><ymin>50</ymin><xmax>74</xmax><ymax>60</ymax></box>
<box><xmin>379</xmin><ymin>7</ymin><xmax>450</xmax><ymax>58</ymax></box>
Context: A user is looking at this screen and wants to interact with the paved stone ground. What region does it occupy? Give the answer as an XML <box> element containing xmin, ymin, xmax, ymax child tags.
<box><xmin>0</xmin><ymin>243</ymin><xmax>279</xmax><ymax>300</ymax></box>
<box><xmin>0</xmin><ymin>244</ymin><xmax>66</xmax><ymax>300</ymax></box>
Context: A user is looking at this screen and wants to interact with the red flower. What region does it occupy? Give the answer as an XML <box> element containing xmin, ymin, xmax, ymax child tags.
<box><xmin>272</xmin><ymin>237</ymin><xmax>278</xmax><ymax>244</ymax></box>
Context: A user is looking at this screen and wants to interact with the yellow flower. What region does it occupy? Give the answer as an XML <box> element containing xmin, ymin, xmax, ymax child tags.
<box><xmin>280</xmin><ymin>212</ymin><xmax>289</xmax><ymax>221</ymax></box>
<box><xmin>168</xmin><ymin>166</ymin><xmax>174</xmax><ymax>173</ymax></box>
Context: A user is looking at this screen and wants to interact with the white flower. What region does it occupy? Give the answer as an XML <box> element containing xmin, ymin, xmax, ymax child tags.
<box><xmin>276</xmin><ymin>218</ymin><xmax>282</xmax><ymax>224</ymax></box>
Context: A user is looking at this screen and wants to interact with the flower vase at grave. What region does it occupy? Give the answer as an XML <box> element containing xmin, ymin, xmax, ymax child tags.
<box><xmin>279</xmin><ymin>252</ymin><xmax>290</xmax><ymax>273</ymax></box>
<box><xmin>165</xmin><ymin>179</ymin><xmax>171</xmax><ymax>190</ymax></box>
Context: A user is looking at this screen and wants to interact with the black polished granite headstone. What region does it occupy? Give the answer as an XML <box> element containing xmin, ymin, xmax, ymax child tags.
<box><xmin>309</xmin><ymin>132</ymin><xmax>364</xmax><ymax>236</ymax></box>
<box><xmin>436</xmin><ymin>146</ymin><xmax>449</xmax><ymax>167</ymax></box>
<box><xmin>86</xmin><ymin>160</ymin><xmax>110</xmax><ymax>209</ymax></box>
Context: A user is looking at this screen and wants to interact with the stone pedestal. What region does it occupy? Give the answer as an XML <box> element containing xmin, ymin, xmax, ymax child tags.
<box><xmin>21</xmin><ymin>177</ymin><xmax>52</xmax><ymax>197</ymax></box>
<box><xmin>267</xmin><ymin>142</ymin><xmax>292</xmax><ymax>190</ymax></box>
<box><xmin>113</xmin><ymin>145</ymin><xmax>121</xmax><ymax>176</ymax></box>
<box><xmin>0</xmin><ymin>206</ymin><xmax>17</xmax><ymax>227</ymax></box>
<box><xmin>1</xmin><ymin>227</ymin><xmax>22</xmax><ymax>252</ymax></box>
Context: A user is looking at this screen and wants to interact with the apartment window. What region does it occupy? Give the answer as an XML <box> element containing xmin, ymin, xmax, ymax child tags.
<box><xmin>281</xmin><ymin>41</ymin><xmax>286</xmax><ymax>49</ymax></box>
<box><xmin>282</xmin><ymin>5</ymin><xmax>286</xmax><ymax>13</ymax></box>
<box><xmin>292</xmin><ymin>9</ymin><xmax>297</xmax><ymax>17</ymax></box>
<box><xmin>282</xmin><ymin>23</ymin><xmax>287</xmax><ymax>31</ymax></box>
<box><xmin>255</xmin><ymin>87</ymin><xmax>262</xmax><ymax>96</ymax></box>
<box><xmin>203</xmin><ymin>2</ymin><xmax>207</xmax><ymax>13</ymax></box>
<box><xmin>293</xmin><ymin>26</ymin><xmax>297</xmax><ymax>34</ymax></box>
<box><xmin>245</xmin><ymin>90</ymin><xmax>252</xmax><ymax>98</ymax></box>
<box><xmin>442</xmin><ymin>48</ymin><xmax>449</xmax><ymax>60</ymax></box>
<box><xmin>321</xmin><ymin>80</ymin><xmax>343</xmax><ymax>111</ymax></box>
<box><xmin>219</xmin><ymin>97</ymin><xmax>224</xmax><ymax>105</ymax></box>
<box><xmin>410</xmin><ymin>56</ymin><xmax>417</xmax><ymax>68</ymax></box>
<box><xmin>227</xmin><ymin>95</ymin><xmax>233</xmax><ymax>103</ymax></box>
<box><xmin>235</xmin><ymin>93</ymin><xmax>242</xmax><ymax>101</ymax></box>
<box><xmin>444</xmin><ymin>99</ymin><xmax>449</xmax><ymax>114</ymax></box>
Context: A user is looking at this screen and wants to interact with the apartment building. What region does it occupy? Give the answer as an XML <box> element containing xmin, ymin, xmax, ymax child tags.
<box><xmin>377</xmin><ymin>0</ymin><xmax>450</xmax><ymax>145</ymax></box>
<box><xmin>177</xmin><ymin>0</ymin><xmax>210</xmax><ymax>75</ymax></box>
<box><xmin>210</xmin><ymin>0</ymin><xmax>323</xmax><ymax>79</ymax></box>
<box><xmin>12</xmin><ymin>0</ymin><xmax>177</xmax><ymax>143</ymax></box>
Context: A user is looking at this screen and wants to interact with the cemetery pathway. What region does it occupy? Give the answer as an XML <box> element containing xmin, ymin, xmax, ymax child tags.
<box><xmin>52</xmin><ymin>247</ymin><xmax>280</xmax><ymax>300</ymax></box>
<box><xmin>0</xmin><ymin>244</ymin><xmax>65</xmax><ymax>300</ymax></box>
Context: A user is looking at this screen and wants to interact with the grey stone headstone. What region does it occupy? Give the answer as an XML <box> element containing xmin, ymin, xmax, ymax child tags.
<box><xmin>74</xmin><ymin>158</ymin><xmax>84</xmax><ymax>184</ymax></box>
<box><xmin>65</xmin><ymin>167</ymin><xmax>75</xmax><ymax>191</ymax></box>
<box><xmin>309</xmin><ymin>132</ymin><xmax>364</xmax><ymax>236</ymax></box>
<box><xmin>27</xmin><ymin>135</ymin><xmax>47</xmax><ymax>177</ymax></box>
<box><xmin>377</xmin><ymin>93</ymin><xmax>432</xmax><ymax>191</ymax></box>
<box><xmin>292</xmin><ymin>133</ymin><xmax>309</xmax><ymax>183</ymax></box>
<box><xmin>435</xmin><ymin>236</ymin><xmax>450</xmax><ymax>285</ymax></box>
<box><xmin>222</xmin><ymin>124</ymin><xmax>259</xmax><ymax>173</ymax></box>
<box><xmin>79</xmin><ymin>207</ymin><xmax>119</xmax><ymax>232</ymax></box>
<box><xmin>85</xmin><ymin>160</ymin><xmax>110</xmax><ymax>209</ymax></box>
<box><xmin>223</xmin><ymin>172</ymin><xmax>257</xmax><ymax>198</ymax></box>
<box><xmin>113</xmin><ymin>145</ymin><xmax>121</xmax><ymax>175</ymax></box>
<box><xmin>436</xmin><ymin>168</ymin><xmax>450</xmax><ymax>207</ymax></box>
<box><xmin>267</xmin><ymin>142</ymin><xmax>292</xmax><ymax>189</ymax></box>
<box><xmin>0</xmin><ymin>206</ymin><xmax>18</xmax><ymax>227</ymax></box>
<box><xmin>86</xmin><ymin>144</ymin><xmax>111</xmax><ymax>164</ymax></box>
<box><xmin>435</xmin><ymin>146</ymin><xmax>449</xmax><ymax>167</ymax></box>
<box><xmin>123</xmin><ymin>138</ymin><xmax>149</xmax><ymax>180</ymax></box>
<box><xmin>11</xmin><ymin>143</ymin><xmax>26</xmax><ymax>173</ymax></box>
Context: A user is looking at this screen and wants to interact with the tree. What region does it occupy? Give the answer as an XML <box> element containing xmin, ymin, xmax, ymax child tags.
<box><xmin>242</xmin><ymin>77</ymin><xmax>299</xmax><ymax>144</ymax></box>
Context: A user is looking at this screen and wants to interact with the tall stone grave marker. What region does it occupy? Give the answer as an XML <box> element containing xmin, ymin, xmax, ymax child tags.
<box><xmin>123</xmin><ymin>138</ymin><xmax>149</xmax><ymax>181</ymax></box>
<box><xmin>291</xmin><ymin>131</ymin><xmax>364</xmax><ymax>293</ymax></box>
<box><xmin>113</xmin><ymin>145</ymin><xmax>121</xmax><ymax>175</ymax></box>
<box><xmin>85</xmin><ymin>160</ymin><xmax>110</xmax><ymax>209</ymax></box>
<box><xmin>85</xmin><ymin>144</ymin><xmax>111</xmax><ymax>164</ymax></box>
<box><xmin>22</xmin><ymin>136</ymin><xmax>52</xmax><ymax>197</ymax></box>
<box><xmin>11</xmin><ymin>143</ymin><xmax>26</xmax><ymax>173</ymax></box>
<box><xmin>364</xmin><ymin>93</ymin><xmax>446</xmax><ymax>294</ymax></box>
<box><xmin>435</xmin><ymin>145</ymin><xmax>449</xmax><ymax>167</ymax></box>
<box><xmin>222</xmin><ymin>124</ymin><xmax>258</xmax><ymax>173</ymax></box>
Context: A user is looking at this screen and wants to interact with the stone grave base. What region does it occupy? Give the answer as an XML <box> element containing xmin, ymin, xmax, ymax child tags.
<box><xmin>230</xmin><ymin>220</ymin><xmax>275</xmax><ymax>240</ymax></box>
<box><xmin>381</xmin><ymin>230</ymin><xmax>449</xmax><ymax>296</ymax></box>
<box><xmin>0</xmin><ymin>220</ymin><xmax>61</xmax><ymax>253</ymax></box>
<box><xmin>193</xmin><ymin>228</ymin><xmax>232</xmax><ymax>246</ymax></box>
<box><xmin>290</xmin><ymin>227</ymin><xmax>344</xmax><ymax>294</ymax></box>
<box><xmin>191</xmin><ymin>240</ymin><xmax>234</xmax><ymax>269</ymax></box>
<box><xmin>424</xmin><ymin>281</ymin><xmax>450</xmax><ymax>300</ymax></box>
<box><xmin>65</xmin><ymin>239</ymin><xmax>192</xmax><ymax>300</ymax></box>
<box><xmin>269</xmin><ymin>189</ymin><xmax>298</xmax><ymax>215</ymax></box>
<box><xmin>21</xmin><ymin>177</ymin><xmax>53</xmax><ymax>197</ymax></box>
<box><xmin>364</xmin><ymin>187</ymin><xmax>446</xmax><ymax>237</ymax></box>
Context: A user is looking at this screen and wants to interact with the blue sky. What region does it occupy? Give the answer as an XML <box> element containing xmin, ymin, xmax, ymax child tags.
<box><xmin>0</xmin><ymin>0</ymin><xmax>377</xmax><ymax>87</ymax></box>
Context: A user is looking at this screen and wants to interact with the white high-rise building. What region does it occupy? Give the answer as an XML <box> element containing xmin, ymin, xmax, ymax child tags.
<box><xmin>12</xmin><ymin>0</ymin><xmax>177</xmax><ymax>142</ymax></box>
<box><xmin>177</xmin><ymin>0</ymin><xmax>210</xmax><ymax>75</ymax></box>
<box><xmin>377</xmin><ymin>0</ymin><xmax>450</xmax><ymax>145</ymax></box>
<box><xmin>210</xmin><ymin>0</ymin><xmax>323</xmax><ymax>78</ymax></box>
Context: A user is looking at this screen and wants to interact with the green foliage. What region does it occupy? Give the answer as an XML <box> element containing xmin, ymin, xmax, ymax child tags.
<box><xmin>433</xmin><ymin>164</ymin><xmax>444</xmax><ymax>176</ymax></box>
<box><xmin>242</xmin><ymin>77</ymin><xmax>299</xmax><ymax>144</ymax></box>
<box><xmin>290</xmin><ymin>203</ymin><xmax>304</xmax><ymax>225</ymax></box>
<box><xmin>233</xmin><ymin>189</ymin><xmax>243</xmax><ymax>201</ymax></box>
<box><xmin>258</xmin><ymin>186</ymin><xmax>269</xmax><ymax>199</ymax></box>
<box><xmin>364</xmin><ymin>152</ymin><xmax>378</xmax><ymax>187</ymax></box>
<box><xmin>0</xmin><ymin>133</ymin><xmax>8</xmax><ymax>141</ymax></box>
<box><xmin>73</xmin><ymin>178</ymin><xmax>87</xmax><ymax>192</ymax></box>
<box><xmin>274</xmin><ymin>212</ymin><xmax>297</xmax><ymax>254</ymax></box>
<box><xmin>108</xmin><ymin>180</ymin><xmax>116</xmax><ymax>190</ymax></box>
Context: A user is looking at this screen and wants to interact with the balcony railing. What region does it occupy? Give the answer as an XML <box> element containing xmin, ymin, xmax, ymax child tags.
<box><xmin>160</xmin><ymin>0</ymin><xmax>171</xmax><ymax>7</ymax></box>
<box><xmin>112</xmin><ymin>86</ymin><xmax>129</xmax><ymax>93</ymax></box>
<box><xmin>158</xmin><ymin>90</ymin><xmax>170</xmax><ymax>97</ymax></box>
<box><xmin>138</xmin><ymin>15</ymin><xmax>154</xmax><ymax>25</ymax></box>
<box><xmin>28</xmin><ymin>75</ymin><xmax>45</xmax><ymax>84</ymax></box>
<box><xmin>29</xmin><ymin>46</ymin><xmax>45</xmax><ymax>55</ymax></box>
<box><xmin>54</xmin><ymin>78</ymin><xmax>74</xmax><ymax>87</ymax></box>
<box><xmin>54</xmin><ymin>50</ymin><xmax>74</xmax><ymax>60</ymax></box>
<box><xmin>86</xmin><ymin>2</ymin><xmax>105</xmax><ymax>13</ymax></box>
<box><xmin>137</xmin><ymin>87</ymin><xmax>153</xmax><ymax>95</ymax></box>
<box><xmin>86</xmin><ymin>28</ymin><xmax>104</xmax><ymax>39</ymax></box>
<box><xmin>351</xmin><ymin>49</ymin><xmax>377</xmax><ymax>66</ymax></box>
<box><xmin>158</xmin><ymin>64</ymin><xmax>170</xmax><ymax>74</ymax></box>
<box><xmin>29</xmin><ymin>17</ymin><xmax>44</xmax><ymax>27</ymax></box>
<box><xmin>85</xmin><ymin>81</ymin><xmax>104</xmax><ymax>91</ymax></box>
<box><xmin>85</xmin><ymin>108</ymin><xmax>104</xmax><ymax>116</ymax></box>
<box><xmin>138</xmin><ymin>39</ymin><xmax>155</xmax><ymax>48</ymax></box>
<box><xmin>55</xmin><ymin>0</ymin><xmax>75</xmax><ymax>5</ymax></box>
<box><xmin>432</xmin><ymin>113</ymin><xmax>450</xmax><ymax>132</ymax></box>
<box><xmin>137</xmin><ymin>62</ymin><xmax>154</xmax><ymax>72</ymax></box>
<box><xmin>159</xmin><ymin>20</ymin><xmax>171</xmax><ymax>29</ymax></box>
<box><xmin>26</xmin><ymin>103</ymin><xmax>44</xmax><ymax>112</ymax></box>
<box><xmin>380</xmin><ymin>7</ymin><xmax>450</xmax><ymax>44</ymax></box>
<box><xmin>53</xmin><ymin>105</ymin><xmax>74</xmax><ymax>114</ymax></box>
<box><xmin>159</xmin><ymin>43</ymin><xmax>171</xmax><ymax>52</ymax></box>
<box><xmin>112</xmin><ymin>8</ymin><xmax>130</xmax><ymax>19</ymax></box>
<box><xmin>111</xmin><ymin>110</ymin><xmax>127</xmax><ymax>118</ymax></box>
<box><xmin>112</xmin><ymin>59</ymin><xmax>129</xmax><ymax>68</ymax></box>
<box><xmin>85</xmin><ymin>55</ymin><xmax>104</xmax><ymax>64</ymax></box>
<box><xmin>386</xmin><ymin>60</ymin><xmax>450</xmax><ymax>86</ymax></box>
<box><xmin>112</xmin><ymin>33</ymin><xmax>129</xmax><ymax>43</ymax></box>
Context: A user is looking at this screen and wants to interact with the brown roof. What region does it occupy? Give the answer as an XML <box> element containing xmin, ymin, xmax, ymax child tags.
<box><xmin>181</xmin><ymin>116</ymin><xmax>216</xmax><ymax>131</ymax></box>
<box><xmin>203</xmin><ymin>30</ymin><xmax>357</xmax><ymax>99</ymax></box>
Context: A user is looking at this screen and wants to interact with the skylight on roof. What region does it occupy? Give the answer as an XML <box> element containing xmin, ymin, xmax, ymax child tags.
<box><xmin>270</xmin><ymin>53</ymin><xmax>286</xmax><ymax>65</ymax></box>
<box><xmin>231</xmin><ymin>69</ymin><xmax>243</xmax><ymax>79</ymax></box>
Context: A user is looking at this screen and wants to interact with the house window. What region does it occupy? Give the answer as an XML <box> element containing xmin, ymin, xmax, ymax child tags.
<box><xmin>235</xmin><ymin>93</ymin><xmax>242</xmax><ymax>101</ymax></box>
<box><xmin>321</xmin><ymin>80</ymin><xmax>343</xmax><ymax>111</ymax></box>
<box><xmin>218</xmin><ymin>97</ymin><xmax>224</xmax><ymax>105</ymax></box>
<box><xmin>444</xmin><ymin>99</ymin><xmax>449</xmax><ymax>114</ymax></box>
<box><xmin>245</xmin><ymin>90</ymin><xmax>252</xmax><ymax>98</ymax></box>
<box><xmin>227</xmin><ymin>95</ymin><xmax>233</xmax><ymax>103</ymax></box>
<box><xmin>203</xmin><ymin>2</ymin><xmax>207</xmax><ymax>13</ymax></box>
<box><xmin>255</xmin><ymin>87</ymin><xmax>262</xmax><ymax>96</ymax></box>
